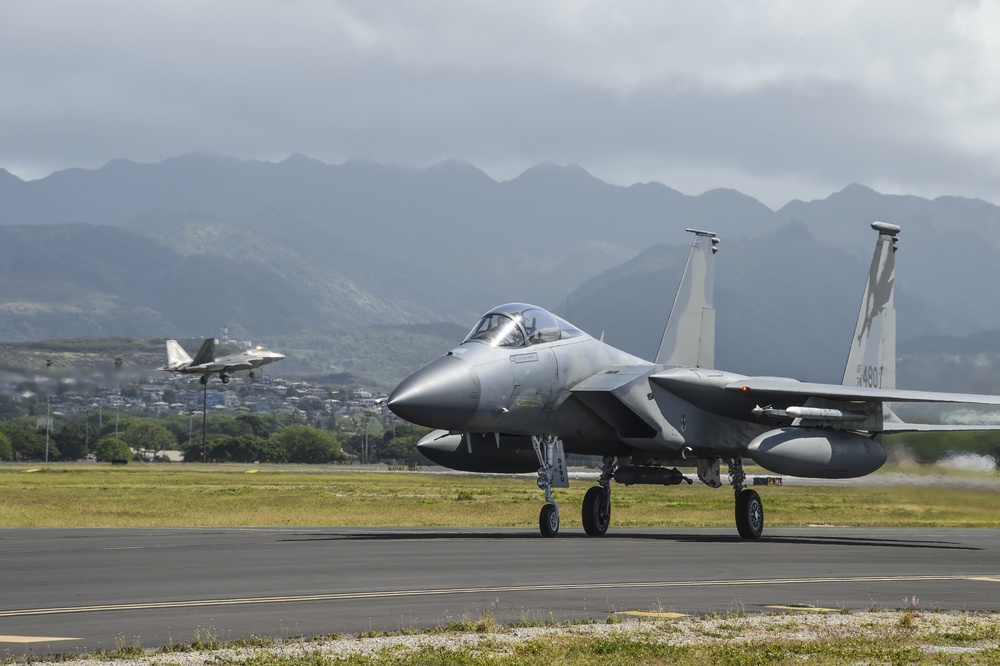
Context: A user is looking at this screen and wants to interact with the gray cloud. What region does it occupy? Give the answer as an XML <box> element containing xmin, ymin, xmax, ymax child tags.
<box><xmin>2</xmin><ymin>0</ymin><xmax>998</xmax><ymax>208</ymax></box>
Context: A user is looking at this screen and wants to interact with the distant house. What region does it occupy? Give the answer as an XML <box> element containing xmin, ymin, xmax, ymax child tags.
<box><xmin>141</xmin><ymin>385</ymin><xmax>163</xmax><ymax>402</ymax></box>
<box><xmin>221</xmin><ymin>393</ymin><xmax>241</xmax><ymax>408</ymax></box>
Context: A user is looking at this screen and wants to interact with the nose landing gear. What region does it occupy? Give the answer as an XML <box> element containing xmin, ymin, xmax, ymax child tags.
<box><xmin>532</xmin><ymin>435</ymin><xmax>568</xmax><ymax>537</ymax></box>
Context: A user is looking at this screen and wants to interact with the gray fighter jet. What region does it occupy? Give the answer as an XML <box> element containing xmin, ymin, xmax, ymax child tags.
<box><xmin>388</xmin><ymin>222</ymin><xmax>1000</xmax><ymax>538</ymax></box>
<box><xmin>162</xmin><ymin>338</ymin><xmax>285</xmax><ymax>384</ymax></box>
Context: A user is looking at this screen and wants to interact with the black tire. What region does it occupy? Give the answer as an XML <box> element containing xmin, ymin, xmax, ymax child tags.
<box><xmin>735</xmin><ymin>489</ymin><xmax>764</xmax><ymax>540</ymax></box>
<box><xmin>221</xmin><ymin>373</ymin><xmax>229</xmax><ymax>384</ymax></box>
<box><xmin>582</xmin><ymin>486</ymin><xmax>610</xmax><ymax>536</ymax></box>
<box><xmin>539</xmin><ymin>503</ymin><xmax>559</xmax><ymax>537</ymax></box>
<box><xmin>199</xmin><ymin>375</ymin><xmax>209</xmax><ymax>385</ymax></box>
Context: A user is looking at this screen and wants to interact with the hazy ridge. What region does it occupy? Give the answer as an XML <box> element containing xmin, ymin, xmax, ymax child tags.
<box><xmin>2</xmin><ymin>154</ymin><xmax>1000</xmax><ymax>388</ymax></box>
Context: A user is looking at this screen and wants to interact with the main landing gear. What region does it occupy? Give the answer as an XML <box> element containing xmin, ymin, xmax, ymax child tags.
<box><xmin>729</xmin><ymin>457</ymin><xmax>764</xmax><ymax>540</ymax></box>
<box><xmin>582</xmin><ymin>456</ymin><xmax>615</xmax><ymax>536</ymax></box>
<box><xmin>529</xmin><ymin>440</ymin><xmax>764</xmax><ymax>540</ymax></box>
<box><xmin>200</xmin><ymin>372</ymin><xmax>230</xmax><ymax>384</ymax></box>
<box><xmin>533</xmin><ymin>437</ymin><xmax>615</xmax><ymax>538</ymax></box>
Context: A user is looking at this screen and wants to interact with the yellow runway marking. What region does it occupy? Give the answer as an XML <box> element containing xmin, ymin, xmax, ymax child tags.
<box><xmin>0</xmin><ymin>636</ymin><xmax>79</xmax><ymax>643</ymax></box>
<box><xmin>0</xmin><ymin>575</ymin><xmax>993</xmax><ymax>619</ymax></box>
<box><xmin>766</xmin><ymin>605</ymin><xmax>840</xmax><ymax>612</ymax></box>
<box><xmin>968</xmin><ymin>577</ymin><xmax>1000</xmax><ymax>583</ymax></box>
<box><xmin>616</xmin><ymin>611</ymin><xmax>687</xmax><ymax>618</ymax></box>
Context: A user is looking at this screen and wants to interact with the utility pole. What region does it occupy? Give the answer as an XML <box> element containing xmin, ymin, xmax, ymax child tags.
<box><xmin>45</xmin><ymin>394</ymin><xmax>50</xmax><ymax>463</ymax></box>
<box><xmin>202</xmin><ymin>381</ymin><xmax>208</xmax><ymax>463</ymax></box>
<box><xmin>45</xmin><ymin>358</ymin><xmax>51</xmax><ymax>463</ymax></box>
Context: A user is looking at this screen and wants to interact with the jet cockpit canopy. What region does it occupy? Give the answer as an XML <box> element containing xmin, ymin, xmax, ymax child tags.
<box><xmin>463</xmin><ymin>303</ymin><xmax>584</xmax><ymax>348</ymax></box>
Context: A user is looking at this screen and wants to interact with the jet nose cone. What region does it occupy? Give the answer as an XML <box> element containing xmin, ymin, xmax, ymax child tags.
<box><xmin>388</xmin><ymin>355</ymin><xmax>480</xmax><ymax>430</ymax></box>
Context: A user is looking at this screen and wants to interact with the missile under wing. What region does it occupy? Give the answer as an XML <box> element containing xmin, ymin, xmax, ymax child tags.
<box><xmin>388</xmin><ymin>222</ymin><xmax>1000</xmax><ymax>538</ymax></box>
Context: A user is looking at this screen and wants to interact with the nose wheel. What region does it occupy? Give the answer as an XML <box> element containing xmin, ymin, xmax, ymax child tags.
<box><xmin>539</xmin><ymin>502</ymin><xmax>559</xmax><ymax>537</ymax></box>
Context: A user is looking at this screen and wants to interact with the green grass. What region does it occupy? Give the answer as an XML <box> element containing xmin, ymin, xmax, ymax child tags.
<box><xmin>1</xmin><ymin>463</ymin><xmax>998</xmax><ymax>529</ymax></box>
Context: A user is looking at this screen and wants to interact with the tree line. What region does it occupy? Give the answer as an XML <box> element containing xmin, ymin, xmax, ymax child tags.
<box><xmin>0</xmin><ymin>411</ymin><xmax>429</xmax><ymax>466</ymax></box>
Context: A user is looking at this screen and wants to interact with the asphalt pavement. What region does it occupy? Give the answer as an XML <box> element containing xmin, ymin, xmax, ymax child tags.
<box><xmin>1</xmin><ymin>526</ymin><xmax>998</xmax><ymax>658</ymax></box>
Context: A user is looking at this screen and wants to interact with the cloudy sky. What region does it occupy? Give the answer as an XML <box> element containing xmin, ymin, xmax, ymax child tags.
<box><xmin>2</xmin><ymin>1</ymin><xmax>998</xmax><ymax>208</ymax></box>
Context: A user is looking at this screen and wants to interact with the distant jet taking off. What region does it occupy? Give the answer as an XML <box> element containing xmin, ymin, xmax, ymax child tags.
<box><xmin>162</xmin><ymin>338</ymin><xmax>285</xmax><ymax>384</ymax></box>
<box><xmin>388</xmin><ymin>222</ymin><xmax>1000</xmax><ymax>538</ymax></box>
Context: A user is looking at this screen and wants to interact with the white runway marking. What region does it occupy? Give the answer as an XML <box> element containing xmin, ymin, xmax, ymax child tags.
<box><xmin>1</xmin><ymin>574</ymin><xmax>995</xmax><ymax>618</ymax></box>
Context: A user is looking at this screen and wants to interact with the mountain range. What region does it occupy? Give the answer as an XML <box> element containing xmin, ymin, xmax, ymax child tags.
<box><xmin>2</xmin><ymin>153</ymin><xmax>1000</xmax><ymax>388</ymax></box>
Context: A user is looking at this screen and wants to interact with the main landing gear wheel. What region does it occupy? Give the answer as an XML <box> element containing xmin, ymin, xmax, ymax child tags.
<box><xmin>735</xmin><ymin>488</ymin><xmax>764</xmax><ymax>540</ymax></box>
<box><xmin>582</xmin><ymin>486</ymin><xmax>611</xmax><ymax>536</ymax></box>
<box><xmin>539</xmin><ymin>502</ymin><xmax>559</xmax><ymax>537</ymax></box>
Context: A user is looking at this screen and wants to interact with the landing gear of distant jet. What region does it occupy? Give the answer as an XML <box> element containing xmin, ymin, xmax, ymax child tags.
<box><xmin>582</xmin><ymin>456</ymin><xmax>615</xmax><ymax>536</ymax></box>
<box><xmin>249</xmin><ymin>371</ymin><xmax>256</xmax><ymax>380</ymax></box>
<box><xmin>729</xmin><ymin>457</ymin><xmax>763</xmax><ymax>540</ymax></box>
<box><xmin>220</xmin><ymin>372</ymin><xmax>229</xmax><ymax>384</ymax></box>
<box><xmin>532</xmin><ymin>435</ymin><xmax>568</xmax><ymax>537</ymax></box>
<box><xmin>199</xmin><ymin>374</ymin><xmax>209</xmax><ymax>385</ymax></box>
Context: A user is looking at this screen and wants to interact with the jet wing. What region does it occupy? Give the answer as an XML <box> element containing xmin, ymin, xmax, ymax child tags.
<box><xmin>570</xmin><ymin>365</ymin><xmax>660</xmax><ymax>439</ymax></box>
<box><xmin>725</xmin><ymin>377</ymin><xmax>1000</xmax><ymax>406</ymax></box>
<box><xmin>185</xmin><ymin>362</ymin><xmax>225</xmax><ymax>374</ymax></box>
<box><xmin>215</xmin><ymin>355</ymin><xmax>254</xmax><ymax>372</ymax></box>
<box><xmin>649</xmin><ymin>369</ymin><xmax>1000</xmax><ymax>432</ymax></box>
<box><xmin>881</xmin><ymin>422</ymin><xmax>1000</xmax><ymax>433</ymax></box>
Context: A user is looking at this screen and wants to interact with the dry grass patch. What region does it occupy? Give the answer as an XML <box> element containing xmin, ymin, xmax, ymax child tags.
<box><xmin>0</xmin><ymin>464</ymin><xmax>999</xmax><ymax>529</ymax></box>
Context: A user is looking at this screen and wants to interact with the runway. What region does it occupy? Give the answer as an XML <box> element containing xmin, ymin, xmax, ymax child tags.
<box><xmin>1</xmin><ymin>526</ymin><xmax>999</xmax><ymax>657</ymax></box>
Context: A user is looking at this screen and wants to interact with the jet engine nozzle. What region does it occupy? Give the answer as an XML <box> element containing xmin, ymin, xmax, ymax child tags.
<box><xmin>387</xmin><ymin>355</ymin><xmax>481</xmax><ymax>430</ymax></box>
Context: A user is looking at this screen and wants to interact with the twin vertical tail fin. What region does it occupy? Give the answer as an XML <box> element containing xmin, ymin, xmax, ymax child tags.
<box><xmin>164</xmin><ymin>338</ymin><xmax>215</xmax><ymax>370</ymax></box>
<box><xmin>190</xmin><ymin>338</ymin><xmax>216</xmax><ymax>367</ymax></box>
<box><xmin>656</xmin><ymin>222</ymin><xmax>895</xmax><ymax>381</ymax></box>
<box><xmin>842</xmin><ymin>221</ymin><xmax>900</xmax><ymax>389</ymax></box>
<box><xmin>655</xmin><ymin>229</ymin><xmax>719</xmax><ymax>368</ymax></box>
<box><xmin>165</xmin><ymin>340</ymin><xmax>194</xmax><ymax>370</ymax></box>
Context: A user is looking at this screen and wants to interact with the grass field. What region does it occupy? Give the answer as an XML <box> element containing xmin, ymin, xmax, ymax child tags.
<box><xmin>1</xmin><ymin>462</ymin><xmax>998</xmax><ymax>529</ymax></box>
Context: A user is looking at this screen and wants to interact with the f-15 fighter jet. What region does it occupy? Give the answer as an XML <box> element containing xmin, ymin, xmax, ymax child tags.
<box><xmin>388</xmin><ymin>222</ymin><xmax>1000</xmax><ymax>538</ymax></box>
